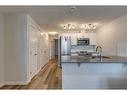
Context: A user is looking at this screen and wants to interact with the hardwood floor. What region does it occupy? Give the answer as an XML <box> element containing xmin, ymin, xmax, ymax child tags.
<box><xmin>0</xmin><ymin>58</ymin><xmax>62</xmax><ymax>89</ymax></box>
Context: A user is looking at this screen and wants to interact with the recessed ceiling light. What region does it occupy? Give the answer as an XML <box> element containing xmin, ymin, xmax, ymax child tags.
<box><xmin>69</xmin><ymin>6</ymin><xmax>76</xmax><ymax>14</ymax></box>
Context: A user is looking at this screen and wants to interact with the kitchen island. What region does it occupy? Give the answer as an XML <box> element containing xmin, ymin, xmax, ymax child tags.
<box><xmin>61</xmin><ymin>55</ymin><xmax>127</xmax><ymax>63</ymax></box>
<box><xmin>61</xmin><ymin>56</ymin><xmax>127</xmax><ymax>89</ymax></box>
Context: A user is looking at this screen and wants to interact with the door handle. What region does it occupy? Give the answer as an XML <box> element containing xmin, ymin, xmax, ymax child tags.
<box><xmin>34</xmin><ymin>54</ymin><xmax>37</xmax><ymax>55</ymax></box>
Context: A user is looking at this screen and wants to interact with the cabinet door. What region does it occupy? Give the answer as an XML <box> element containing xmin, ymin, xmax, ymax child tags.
<box><xmin>71</xmin><ymin>35</ymin><xmax>77</xmax><ymax>45</ymax></box>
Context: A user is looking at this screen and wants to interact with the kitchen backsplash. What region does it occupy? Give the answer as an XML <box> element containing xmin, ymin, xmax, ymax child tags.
<box><xmin>71</xmin><ymin>45</ymin><xmax>96</xmax><ymax>52</ymax></box>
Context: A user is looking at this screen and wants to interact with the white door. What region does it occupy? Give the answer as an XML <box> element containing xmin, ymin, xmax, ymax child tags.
<box><xmin>29</xmin><ymin>26</ymin><xmax>38</xmax><ymax>79</ymax></box>
<box><xmin>37</xmin><ymin>30</ymin><xmax>41</xmax><ymax>71</ymax></box>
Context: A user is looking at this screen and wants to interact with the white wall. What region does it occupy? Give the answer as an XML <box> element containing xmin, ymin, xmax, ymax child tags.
<box><xmin>0</xmin><ymin>13</ymin><xmax>51</xmax><ymax>86</ymax></box>
<box><xmin>49</xmin><ymin>40</ymin><xmax>55</xmax><ymax>59</ymax></box>
<box><xmin>4</xmin><ymin>13</ymin><xmax>28</xmax><ymax>83</ymax></box>
<box><xmin>55</xmin><ymin>39</ymin><xmax>58</xmax><ymax>56</ymax></box>
<box><xmin>38</xmin><ymin>33</ymin><xmax>50</xmax><ymax>71</ymax></box>
<box><xmin>37</xmin><ymin>32</ymin><xmax>50</xmax><ymax>71</ymax></box>
<box><xmin>59</xmin><ymin>32</ymin><xmax>96</xmax><ymax>45</ymax></box>
<box><xmin>41</xmin><ymin>33</ymin><xmax>50</xmax><ymax>63</ymax></box>
<box><xmin>0</xmin><ymin>14</ymin><xmax>4</xmax><ymax>86</ymax></box>
<box><xmin>96</xmin><ymin>14</ymin><xmax>127</xmax><ymax>56</ymax></box>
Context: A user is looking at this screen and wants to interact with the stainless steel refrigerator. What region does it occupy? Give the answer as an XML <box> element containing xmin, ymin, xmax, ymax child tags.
<box><xmin>60</xmin><ymin>36</ymin><xmax>71</xmax><ymax>56</ymax></box>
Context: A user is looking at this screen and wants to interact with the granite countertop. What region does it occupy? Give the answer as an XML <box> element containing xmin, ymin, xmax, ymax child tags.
<box><xmin>61</xmin><ymin>56</ymin><xmax>127</xmax><ymax>63</ymax></box>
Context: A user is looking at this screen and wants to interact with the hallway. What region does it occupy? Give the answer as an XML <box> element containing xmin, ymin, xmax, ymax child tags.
<box><xmin>0</xmin><ymin>58</ymin><xmax>61</xmax><ymax>89</ymax></box>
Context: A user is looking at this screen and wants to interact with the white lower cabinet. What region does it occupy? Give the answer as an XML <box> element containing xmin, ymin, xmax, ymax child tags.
<box><xmin>62</xmin><ymin>63</ymin><xmax>127</xmax><ymax>89</ymax></box>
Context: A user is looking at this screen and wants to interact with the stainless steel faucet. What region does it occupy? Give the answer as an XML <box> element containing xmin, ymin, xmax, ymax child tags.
<box><xmin>96</xmin><ymin>46</ymin><xmax>102</xmax><ymax>59</ymax></box>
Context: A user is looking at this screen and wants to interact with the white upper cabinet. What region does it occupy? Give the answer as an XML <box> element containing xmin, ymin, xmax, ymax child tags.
<box><xmin>70</xmin><ymin>33</ymin><xmax>96</xmax><ymax>45</ymax></box>
<box><xmin>71</xmin><ymin>34</ymin><xmax>77</xmax><ymax>45</ymax></box>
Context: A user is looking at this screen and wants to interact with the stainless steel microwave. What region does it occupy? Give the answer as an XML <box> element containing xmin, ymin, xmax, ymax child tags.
<box><xmin>77</xmin><ymin>38</ymin><xmax>90</xmax><ymax>45</ymax></box>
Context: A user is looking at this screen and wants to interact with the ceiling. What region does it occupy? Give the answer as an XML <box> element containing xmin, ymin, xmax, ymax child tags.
<box><xmin>0</xmin><ymin>6</ymin><xmax>127</xmax><ymax>32</ymax></box>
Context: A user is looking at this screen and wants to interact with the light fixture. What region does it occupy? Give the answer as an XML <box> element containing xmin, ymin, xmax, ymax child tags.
<box><xmin>40</xmin><ymin>32</ymin><xmax>44</xmax><ymax>36</ymax></box>
<box><xmin>48</xmin><ymin>32</ymin><xmax>58</xmax><ymax>35</ymax></box>
<box><xmin>63</xmin><ymin>23</ymin><xmax>77</xmax><ymax>30</ymax></box>
<box><xmin>60</xmin><ymin>23</ymin><xmax>97</xmax><ymax>32</ymax></box>
<box><xmin>81</xmin><ymin>24</ymin><xmax>96</xmax><ymax>31</ymax></box>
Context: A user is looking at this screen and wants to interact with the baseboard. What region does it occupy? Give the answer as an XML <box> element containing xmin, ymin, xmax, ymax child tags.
<box><xmin>3</xmin><ymin>80</ymin><xmax>29</xmax><ymax>86</ymax></box>
<box><xmin>0</xmin><ymin>82</ymin><xmax>4</xmax><ymax>87</ymax></box>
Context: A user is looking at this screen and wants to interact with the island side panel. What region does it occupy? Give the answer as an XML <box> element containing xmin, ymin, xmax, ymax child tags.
<box><xmin>62</xmin><ymin>63</ymin><xmax>127</xmax><ymax>89</ymax></box>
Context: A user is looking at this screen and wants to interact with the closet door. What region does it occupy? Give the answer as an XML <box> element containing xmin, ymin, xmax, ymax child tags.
<box><xmin>29</xmin><ymin>26</ymin><xmax>38</xmax><ymax>79</ymax></box>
